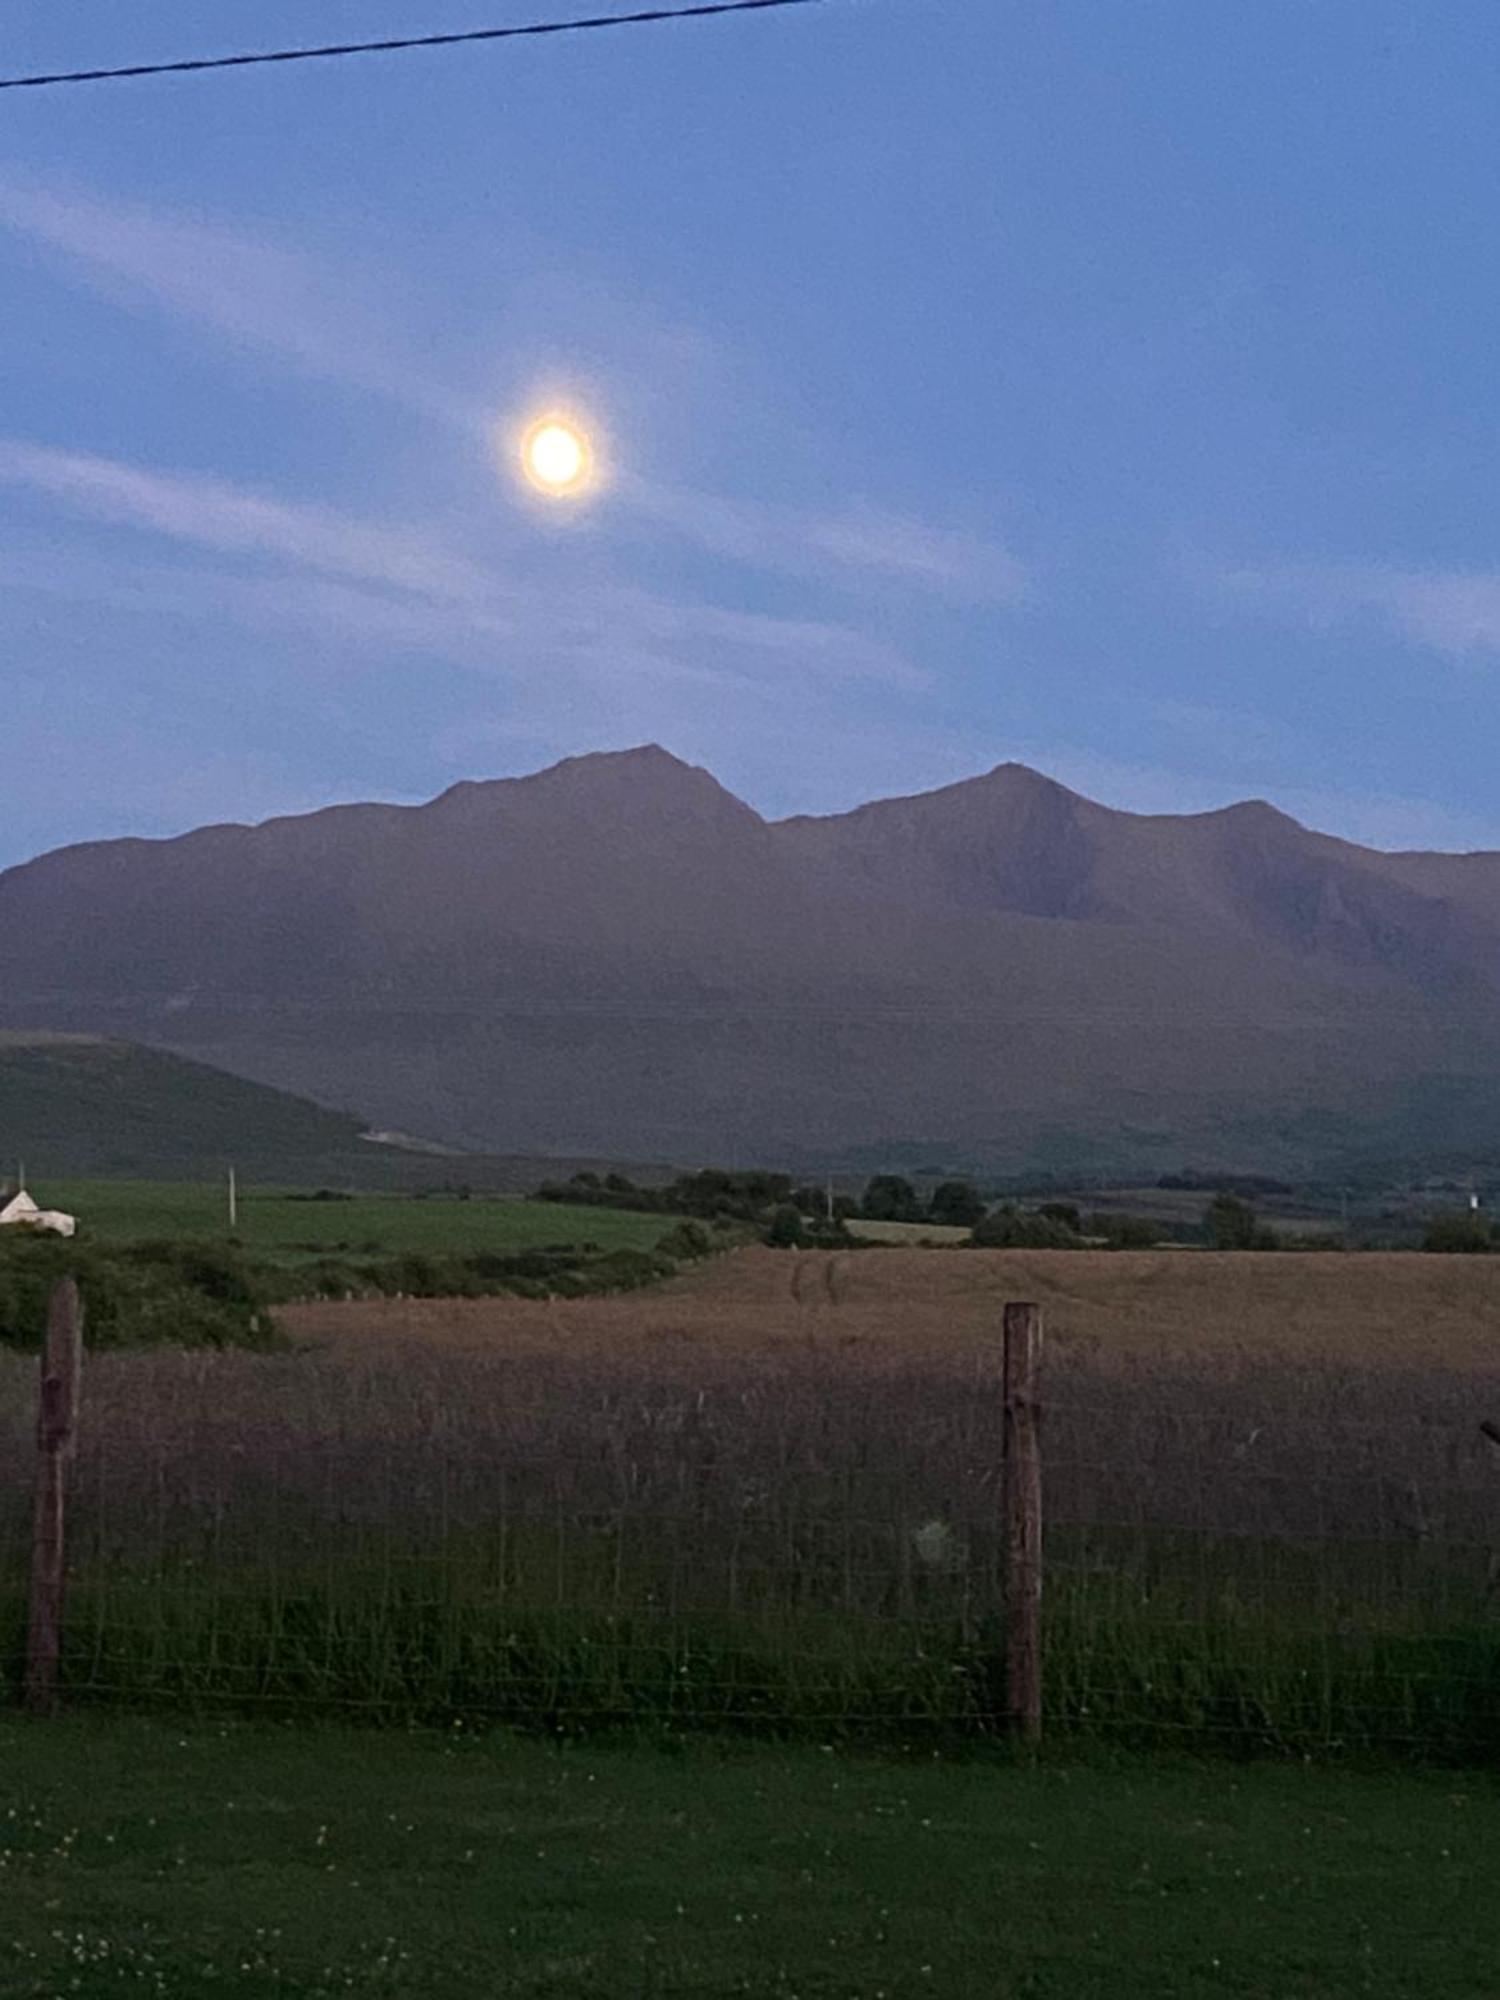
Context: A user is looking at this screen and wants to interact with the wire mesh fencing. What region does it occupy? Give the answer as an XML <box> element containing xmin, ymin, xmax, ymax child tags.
<box><xmin>3</xmin><ymin>1295</ymin><xmax>1498</xmax><ymax>1757</ymax></box>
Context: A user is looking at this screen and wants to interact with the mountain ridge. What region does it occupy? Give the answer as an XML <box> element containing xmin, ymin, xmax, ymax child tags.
<box><xmin>4</xmin><ymin>747</ymin><xmax>1499</xmax><ymax>1178</ymax></box>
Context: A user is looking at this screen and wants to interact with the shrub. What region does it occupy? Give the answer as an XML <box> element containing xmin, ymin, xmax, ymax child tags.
<box><xmin>1088</xmin><ymin>1213</ymin><xmax>1163</xmax><ymax>1249</ymax></box>
<box><xmin>969</xmin><ymin>1205</ymin><xmax>1083</xmax><ymax>1249</ymax></box>
<box><xmin>1038</xmin><ymin>1201</ymin><xmax>1083</xmax><ymax>1232</ymax></box>
<box><xmin>1422</xmin><ymin>1213</ymin><xmax>1496</xmax><ymax>1254</ymax></box>
<box><xmin>766</xmin><ymin>1204</ymin><xmax>808</xmax><ymax>1249</ymax></box>
<box><xmin>658</xmin><ymin>1220</ymin><xmax>715</xmax><ymax>1262</ymax></box>
<box><xmin>0</xmin><ymin>1236</ymin><xmax>271</xmax><ymax>1350</ymax></box>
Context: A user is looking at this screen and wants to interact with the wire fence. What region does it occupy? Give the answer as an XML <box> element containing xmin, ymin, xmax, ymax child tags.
<box><xmin>3</xmin><ymin>1286</ymin><xmax>1499</xmax><ymax>1758</ymax></box>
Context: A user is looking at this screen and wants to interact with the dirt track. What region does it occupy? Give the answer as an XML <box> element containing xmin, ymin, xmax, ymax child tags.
<box><xmin>278</xmin><ymin>1245</ymin><xmax>1500</xmax><ymax>1371</ymax></box>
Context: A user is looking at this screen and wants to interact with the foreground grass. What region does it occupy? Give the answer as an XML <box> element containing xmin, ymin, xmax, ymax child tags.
<box><xmin>36</xmin><ymin>1180</ymin><xmax>670</xmax><ymax>1261</ymax></box>
<box><xmin>11</xmin><ymin>1562</ymin><xmax>1497</xmax><ymax>1763</ymax></box>
<box><xmin>1</xmin><ymin>1718</ymin><xmax>1495</xmax><ymax>1999</ymax></box>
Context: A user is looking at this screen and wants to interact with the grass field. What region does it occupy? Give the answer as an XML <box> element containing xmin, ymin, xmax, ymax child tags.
<box><xmin>2</xmin><ymin>1716</ymin><xmax>1496</xmax><ymax>1998</ymax></box>
<box><xmin>4</xmin><ymin>1248</ymin><xmax>1498</xmax><ymax>1757</ymax></box>
<box><xmin>28</xmin><ymin>1179</ymin><xmax>672</xmax><ymax>1262</ymax></box>
<box><xmin>843</xmin><ymin>1218</ymin><xmax>973</xmax><ymax>1246</ymax></box>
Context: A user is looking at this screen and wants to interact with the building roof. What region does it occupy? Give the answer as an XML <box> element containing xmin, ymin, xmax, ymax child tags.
<box><xmin>0</xmin><ymin>1189</ymin><xmax>78</xmax><ymax>1236</ymax></box>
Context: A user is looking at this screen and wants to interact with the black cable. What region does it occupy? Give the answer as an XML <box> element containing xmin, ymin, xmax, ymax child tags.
<box><xmin>0</xmin><ymin>0</ymin><xmax>833</xmax><ymax>93</ymax></box>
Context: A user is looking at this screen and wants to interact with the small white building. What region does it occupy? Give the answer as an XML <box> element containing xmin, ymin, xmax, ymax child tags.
<box><xmin>0</xmin><ymin>1190</ymin><xmax>77</xmax><ymax>1239</ymax></box>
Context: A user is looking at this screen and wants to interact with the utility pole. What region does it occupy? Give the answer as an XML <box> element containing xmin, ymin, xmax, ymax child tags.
<box><xmin>227</xmin><ymin>1166</ymin><xmax>238</xmax><ymax>1233</ymax></box>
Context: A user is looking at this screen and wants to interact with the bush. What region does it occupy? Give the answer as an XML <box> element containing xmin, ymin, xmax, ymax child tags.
<box><xmin>969</xmin><ymin>1205</ymin><xmax>1084</xmax><ymax>1249</ymax></box>
<box><xmin>534</xmin><ymin>1167</ymin><xmax>793</xmax><ymax>1227</ymax></box>
<box><xmin>1088</xmin><ymin>1212</ymin><xmax>1163</xmax><ymax>1249</ymax></box>
<box><xmin>1422</xmin><ymin>1213</ymin><xmax>1496</xmax><ymax>1254</ymax></box>
<box><xmin>1038</xmin><ymin>1201</ymin><xmax>1083</xmax><ymax>1232</ymax></box>
<box><xmin>766</xmin><ymin>1204</ymin><xmax>808</xmax><ymax>1249</ymax></box>
<box><xmin>658</xmin><ymin>1219</ymin><xmax>715</xmax><ymax>1262</ymax></box>
<box><xmin>0</xmin><ymin>1226</ymin><xmax>699</xmax><ymax>1344</ymax></box>
<box><xmin>0</xmin><ymin>1236</ymin><xmax>271</xmax><ymax>1350</ymax></box>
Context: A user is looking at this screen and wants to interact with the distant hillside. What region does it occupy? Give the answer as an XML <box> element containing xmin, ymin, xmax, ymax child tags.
<box><xmin>0</xmin><ymin>1033</ymin><xmax>381</xmax><ymax>1181</ymax></box>
<box><xmin>0</xmin><ymin>1033</ymin><xmax>685</xmax><ymax>1189</ymax></box>
<box><xmin>3</xmin><ymin>748</ymin><xmax>1500</xmax><ymax>1181</ymax></box>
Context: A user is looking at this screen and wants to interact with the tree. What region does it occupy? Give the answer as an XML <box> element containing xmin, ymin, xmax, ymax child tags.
<box><xmin>1204</xmin><ymin>1193</ymin><xmax>1276</xmax><ymax>1251</ymax></box>
<box><xmin>861</xmin><ymin>1175</ymin><xmax>923</xmax><ymax>1222</ymax></box>
<box><xmin>766</xmin><ymin>1203</ymin><xmax>807</xmax><ymax>1248</ymax></box>
<box><xmin>929</xmin><ymin>1179</ymin><xmax>986</xmax><ymax>1229</ymax></box>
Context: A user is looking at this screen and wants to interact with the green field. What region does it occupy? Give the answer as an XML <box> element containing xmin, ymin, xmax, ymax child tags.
<box><xmin>1</xmin><ymin>1717</ymin><xmax>1494</xmax><ymax>1999</ymax></box>
<box><xmin>31</xmin><ymin>1178</ymin><xmax>671</xmax><ymax>1261</ymax></box>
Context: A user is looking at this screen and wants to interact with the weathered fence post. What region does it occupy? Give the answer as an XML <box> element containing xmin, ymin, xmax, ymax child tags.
<box><xmin>1002</xmin><ymin>1300</ymin><xmax>1043</xmax><ymax>1742</ymax></box>
<box><xmin>25</xmin><ymin>1279</ymin><xmax>83</xmax><ymax>1716</ymax></box>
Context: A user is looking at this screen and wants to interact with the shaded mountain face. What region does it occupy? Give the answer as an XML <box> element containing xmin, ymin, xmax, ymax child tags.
<box><xmin>3</xmin><ymin>747</ymin><xmax>1499</xmax><ymax>1175</ymax></box>
<box><xmin>777</xmin><ymin>766</ymin><xmax>1500</xmax><ymax>992</ymax></box>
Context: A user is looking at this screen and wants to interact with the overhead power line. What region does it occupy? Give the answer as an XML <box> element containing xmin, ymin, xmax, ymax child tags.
<box><xmin>0</xmin><ymin>0</ymin><xmax>831</xmax><ymax>93</ymax></box>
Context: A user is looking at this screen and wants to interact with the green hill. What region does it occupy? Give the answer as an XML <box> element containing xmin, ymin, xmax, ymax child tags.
<box><xmin>0</xmin><ymin>1032</ymin><xmax>682</xmax><ymax>1190</ymax></box>
<box><xmin>0</xmin><ymin>1033</ymin><xmax>393</xmax><ymax>1182</ymax></box>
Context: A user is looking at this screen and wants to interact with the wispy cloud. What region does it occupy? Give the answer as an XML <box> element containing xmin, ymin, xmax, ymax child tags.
<box><xmin>1215</xmin><ymin>560</ymin><xmax>1500</xmax><ymax>659</ymax></box>
<box><xmin>624</xmin><ymin>477</ymin><xmax>1028</xmax><ymax>605</ymax></box>
<box><xmin>0</xmin><ymin>438</ymin><xmax>927</xmax><ymax>695</ymax></box>
<box><xmin>0</xmin><ymin>174</ymin><xmax>466</xmax><ymax>424</ymax></box>
<box><xmin>0</xmin><ymin>440</ymin><xmax>495</xmax><ymax>605</ymax></box>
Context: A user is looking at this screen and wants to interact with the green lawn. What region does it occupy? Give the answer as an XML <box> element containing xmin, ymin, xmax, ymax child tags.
<box><xmin>1</xmin><ymin>1719</ymin><xmax>1495</xmax><ymax>1998</ymax></box>
<box><xmin>32</xmin><ymin>1179</ymin><xmax>670</xmax><ymax>1261</ymax></box>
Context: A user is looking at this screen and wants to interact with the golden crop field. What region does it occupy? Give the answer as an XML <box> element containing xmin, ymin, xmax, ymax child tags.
<box><xmin>280</xmin><ymin>1243</ymin><xmax>1500</xmax><ymax>1371</ymax></box>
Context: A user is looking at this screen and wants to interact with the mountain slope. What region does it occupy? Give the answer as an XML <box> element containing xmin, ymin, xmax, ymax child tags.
<box><xmin>0</xmin><ymin>1033</ymin><xmax>376</xmax><ymax>1180</ymax></box>
<box><xmin>3</xmin><ymin>749</ymin><xmax>1499</xmax><ymax>1177</ymax></box>
<box><xmin>776</xmin><ymin>764</ymin><xmax>1500</xmax><ymax>994</ymax></box>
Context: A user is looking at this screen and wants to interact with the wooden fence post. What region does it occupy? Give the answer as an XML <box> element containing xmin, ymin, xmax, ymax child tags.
<box><xmin>1002</xmin><ymin>1301</ymin><xmax>1043</xmax><ymax>1742</ymax></box>
<box><xmin>25</xmin><ymin>1279</ymin><xmax>83</xmax><ymax>1716</ymax></box>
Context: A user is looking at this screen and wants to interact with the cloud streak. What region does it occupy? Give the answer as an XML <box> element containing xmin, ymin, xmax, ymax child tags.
<box><xmin>0</xmin><ymin>175</ymin><xmax>467</xmax><ymax>424</ymax></box>
<box><xmin>0</xmin><ymin>173</ymin><xmax>1025</xmax><ymax>611</ymax></box>
<box><xmin>0</xmin><ymin>438</ymin><xmax>928</xmax><ymax>695</ymax></box>
<box><xmin>1216</xmin><ymin>560</ymin><xmax>1500</xmax><ymax>660</ymax></box>
<box><xmin>624</xmin><ymin>477</ymin><xmax>1028</xmax><ymax>605</ymax></box>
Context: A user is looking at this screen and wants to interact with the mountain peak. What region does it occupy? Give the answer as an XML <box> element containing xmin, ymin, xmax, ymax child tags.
<box><xmin>984</xmin><ymin>759</ymin><xmax>1074</xmax><ymax>789</ymax></box>
<box><xmin>1204</xmin><ymin>796</ymin><xmax>1304</xmax><ymax>837</ymax></box>
<box><xmin>525</xmin><ymin>745</ymin><xmax>761</xmax><ymax>819</ymax></box>
<box><xmin>428</xmin><ymin>744</ymin><xmax>765</xmax><ymax>841</ymax></box>
<box><xmin>554</xmin><ymin>743</ymin><xmax>689</xmax><ymax>776</ymax></box>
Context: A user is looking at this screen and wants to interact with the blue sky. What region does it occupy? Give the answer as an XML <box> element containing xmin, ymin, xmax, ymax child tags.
<box><xmin>2</xmin><ymin>0</ymin><xmax>1499</xmax><ymax>867</ymax></box>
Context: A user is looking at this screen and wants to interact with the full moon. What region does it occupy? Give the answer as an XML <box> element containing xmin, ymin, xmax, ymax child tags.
<box><xmin>521</xmin><ymin>417</ymin><xmax>591</xmax><ymax>497</ymax></box>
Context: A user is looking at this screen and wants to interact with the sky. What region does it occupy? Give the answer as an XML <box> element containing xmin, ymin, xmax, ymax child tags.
<box><xmin>3</xmin><ymin>0</ymin><xmax>1500</xmax><ymax>868</ymax></box>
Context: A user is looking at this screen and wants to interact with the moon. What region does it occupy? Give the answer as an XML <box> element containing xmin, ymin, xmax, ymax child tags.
<box><xmin>521</xmin><ymin>416</ymin><xmax>592</xmax><ymax>498</ymax></box>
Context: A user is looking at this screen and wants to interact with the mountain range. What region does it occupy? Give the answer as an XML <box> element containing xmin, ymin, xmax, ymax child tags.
<box><xmin>4</xmin><ymin>746</ymin><xmax>1499</xmax><ymax>1180</ymax></box>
